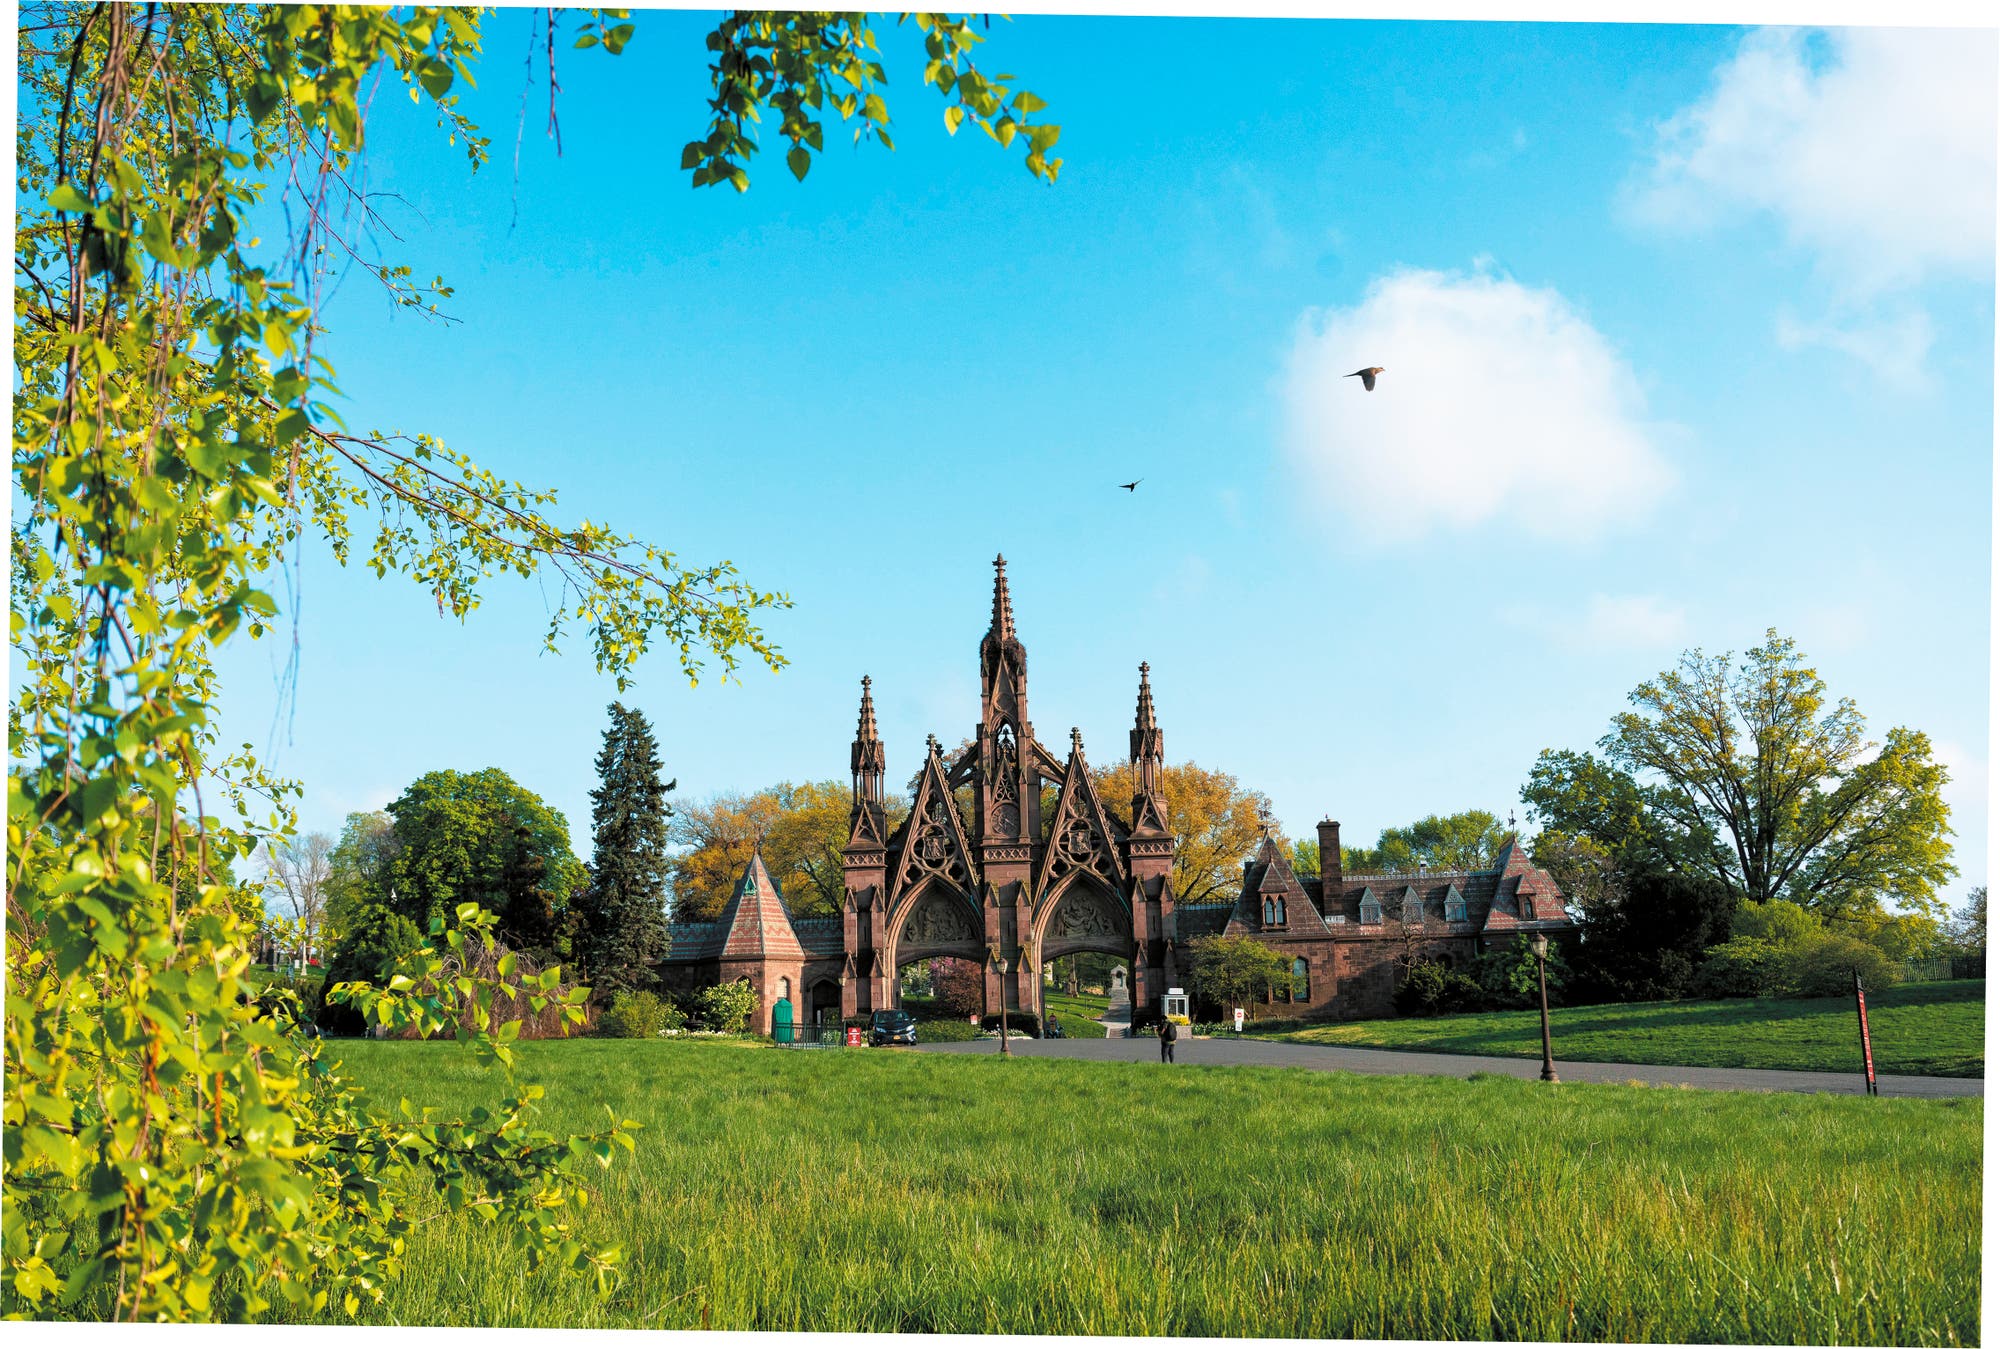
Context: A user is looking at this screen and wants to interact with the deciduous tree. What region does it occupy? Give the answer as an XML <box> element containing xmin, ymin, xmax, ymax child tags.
<box><xmin>669</xmin><ymin>779</ymin><xmax>909</xmax><ymax>921</ymax></box>
<box><xmin>1185</xmin><ymin>934</ymin><xmax>1295</xmax><ymax>1019</ymax></box>
<box><xmin>1092</xmin><ymin>762</ymin><xmax>1277</xmax><ymax>906</ymax></box>
<box><xmin>1599</xmin><ymin>631</ymin><xmax>1955</xmax><ymax>919</ymax></box>
<box><xmin>261</xmin><ymin>830</ymin><xmax>334</xmax><ymax>965</ymax></box>
<box><xmin>6</xmin><ymin>4</ymin><xmax>1059</xmax><ymax>1316</ymax></box>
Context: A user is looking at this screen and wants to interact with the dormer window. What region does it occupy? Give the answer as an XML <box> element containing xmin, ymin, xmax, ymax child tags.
<box><xmin>1401</xmin><ymin>888</ymin><xmax>1422</xmax><ymax>926</ymax></box>
<box><xmin>1444</xmin><ymin>886</ymin><xmax>1468</xmax><ymax>924</ymax></box>
<box><xmin>1359</xmin><ymin>888</ymin><xmax>1382</xmax><ymax>925</ymax></box>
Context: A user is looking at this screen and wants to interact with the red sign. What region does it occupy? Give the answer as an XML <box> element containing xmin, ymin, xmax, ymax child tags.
<box><xmin>845</xmin><ymin>1026</ymin><xmax>862</xmax><ymax>1047</ymax></box>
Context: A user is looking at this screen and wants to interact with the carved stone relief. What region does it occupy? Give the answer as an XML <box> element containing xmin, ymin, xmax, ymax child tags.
<box><xmin>902</xmin><ymin>892</ymin><xmax>977</xmax><ymax>945</ymax></box>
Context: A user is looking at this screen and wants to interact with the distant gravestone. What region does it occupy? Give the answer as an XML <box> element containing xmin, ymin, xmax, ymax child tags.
<box><xmin>1109</xmin><ymin>966</ymin><xmax>1129</xmax><ymax>1004</ymax></box>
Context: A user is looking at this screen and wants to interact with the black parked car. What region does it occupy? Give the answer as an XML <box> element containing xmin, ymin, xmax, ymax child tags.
<box><xmin>869</xmin><ymin>1008</ymin><xmax>918</xmax><ymax>1047</ymax></box>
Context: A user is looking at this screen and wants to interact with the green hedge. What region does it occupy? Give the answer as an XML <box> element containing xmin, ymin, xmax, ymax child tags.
<box><xmin>915</xmin><ymin>1019</ymin><xmax>981</xmax><ymax>1043</ymax></box>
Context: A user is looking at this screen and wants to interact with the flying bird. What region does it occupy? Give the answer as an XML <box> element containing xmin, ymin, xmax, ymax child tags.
<box><xmin>1118</xmin><ymin>479</ymin><xmax>1142</xmax><ymax>492</ymax></box>
<box><xmin>1347</xmin><ymin>366</ymin><xmax>1385</xmax><ymax>392</ymax></box>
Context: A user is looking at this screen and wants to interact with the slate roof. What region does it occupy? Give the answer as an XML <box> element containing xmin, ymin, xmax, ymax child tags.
<box><xmin>664</xmin><ymin>852</ymin><xmax>848</xmax><ymax>963</ymax></box>
<box><xmin>1225</xmin><ymin>834</ymin><xmax>1571</xmax><ymax>936</ymax></box>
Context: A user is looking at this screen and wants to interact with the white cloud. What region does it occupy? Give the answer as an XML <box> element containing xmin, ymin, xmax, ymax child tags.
<box><xmin>1775</xmin><ymin>307</ymin><xmax>1935</xmax><ymax>391</ymax></box>
<box><xmin>1281</xmin><ymin>266</ymin><xmax>1674</xmax><ymax>545</ymax></box>
<box><xmin>1503</xmin><ymin>593</ymin><xmax>1691</xmax><ymax>650</ymax></box>
<box><xmin>1630</xmin><ymin>27</ymin><xmax>1996</xmax><ymax>297</ymax></box>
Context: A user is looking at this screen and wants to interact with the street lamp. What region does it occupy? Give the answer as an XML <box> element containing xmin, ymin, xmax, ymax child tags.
<box><xmin>991</xmin><ymin>944</ymin><xmax>1011</xmax><ymax>1057</ymax></box>
<box><xmin>1531</xmin><ymin>931</ymin><xmax>1558</xmax><ymax>1084</ymax></box>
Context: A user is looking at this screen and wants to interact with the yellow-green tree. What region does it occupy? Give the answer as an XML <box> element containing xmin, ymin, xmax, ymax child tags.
<box><xmin>7</xmin><ymin>4</ymin><xmax>1058</xmax><ymax>1319</ymax></box>
<box><xmin>1601</xmin><ymin>630</ymin><xmax>1956</xmax><ymax>920</ymax></box>
<box><xmin>669</xmin><ymin>780</ymin><xmax>911</xmax><ymax>921</ymax></box>
<box><xmin>1092</xmin><ymin>761</ymin><xmax>1278</xmax><ymax>905</ymax></box>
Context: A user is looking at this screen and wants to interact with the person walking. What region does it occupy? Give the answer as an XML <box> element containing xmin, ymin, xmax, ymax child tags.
<box><xmin>1157</xmin><ymin>1016</ymin><xmax>1179</xmax><ymax>1064</ymax></box>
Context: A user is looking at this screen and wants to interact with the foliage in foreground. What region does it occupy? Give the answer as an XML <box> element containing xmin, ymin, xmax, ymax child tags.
<box><xmin>8</xmin><ymin>3</ymin><xmax>1060</xmax><ymax>1320</ymax></box>
<box><xmin>323</xmin><ymin>1039</ymin><xmax>1979</xmax><ymax>1343</ymax></box>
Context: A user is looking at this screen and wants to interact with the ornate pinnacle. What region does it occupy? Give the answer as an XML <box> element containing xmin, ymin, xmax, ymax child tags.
<box><xmin>1134</xmin><ymin>661</ymin><xmax>1158</xmax><ymax>733</ymax></box>
<box><xmin>1130</xmin><ymin>661</ymin><xmax>1163</xmax><ymax>768</ymax></box>
<box><xmin>855</xmin><ymin>675</ymin><xmax>880</xmax><ymax>742</ymax></box>
<box><xmin>1070</xmin><ymin>726</ymin><xmax>1083</xmax><ymax>756</ymax></box>
<box><xmin>927</xmin><ymin>732</ymin><xmax>941</xmax><ymax>756</ymax></box>
<box><xmin>990</xmin><ymin>554</ymin><xmax>1016</xmax><ymax>642</ymax></box>
<box><xmin>851</xmin><ymin>675</ymin><xmax>885</xmax><ymax>784</ymax></box>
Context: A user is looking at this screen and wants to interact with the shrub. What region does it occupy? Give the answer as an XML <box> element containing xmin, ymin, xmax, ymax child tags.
<box><xmin>695</xmin><ymin>978</ymin><xmax>760</xmax><ymax>1032</ymax></box>
<box><xmin>1698</xmin><ymin>930</ymin><xmax>1902</xmax><ymax>998</ymax></box>
<box><xmin>1475</xmin><ymin>941</ymin><xmax>1567</xmax><ymax>1010</ymax></box>
<box><xmin>1695</xmin><ymin>936</ymin><xmax>1783</xmax><ymax>997</ymax></box>
<box><xmin>1787</xmin><ymin>933</ymin><xmax>1900</xmax><ymax>996</ymax></box>
<box><xmin>915</xmin><ymin>1019</ymin><xmax>982</xmax><ymax>1043</ymax></box>
<box><xmin>599</xmin><ymin>990</ymin><xmax>670</xmax><ymax>1038</ymax></box>
<box><xmin>1395</xmin><ymin>958</ymin><xmax>1484</xmax><ymax>1016</ymax></box>
<box><xmin>929</xmin><ymin>957</ymin><xmax>984</xmax><ymax>1019</ymax></box>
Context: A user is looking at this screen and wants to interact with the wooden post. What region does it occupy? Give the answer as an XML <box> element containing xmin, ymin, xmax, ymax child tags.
<box><xmin>1854</xmin><ymin>969</ymin><xmax>1878</xmax><ymax>1097</ymax></box>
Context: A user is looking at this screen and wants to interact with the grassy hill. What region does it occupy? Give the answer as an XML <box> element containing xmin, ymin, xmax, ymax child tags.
<box><xmin>316</xmin><ymin>1037</ymin><xmax>1979</xmax><ymax>1341</ymax></box>
<box><xmin>1226</xmin><ymin>980</ymin><xmax>1985</xmax><ymax>1078</ymax></box>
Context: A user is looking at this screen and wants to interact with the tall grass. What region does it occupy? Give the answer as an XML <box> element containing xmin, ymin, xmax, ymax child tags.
<box><xmin>321</xmin><ymin>1039</ymin><xmax>1980</xmax><ymax>1342</ymax></box>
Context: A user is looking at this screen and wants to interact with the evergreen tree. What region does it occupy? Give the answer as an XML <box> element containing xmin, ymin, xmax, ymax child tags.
<box><xmin>577</xmin><ymin>704</ymin><xmax>676</xmax><ymax>993</ymax></box>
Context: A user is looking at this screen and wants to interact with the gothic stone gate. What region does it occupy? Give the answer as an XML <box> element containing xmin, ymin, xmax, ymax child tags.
<box><xmin>838</xmin><ymin>557</ymin><xmax>1177</xmax><ymax>1025</ymax></box>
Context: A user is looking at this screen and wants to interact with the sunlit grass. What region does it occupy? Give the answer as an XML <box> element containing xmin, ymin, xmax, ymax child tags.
<box><xmin>319</xmin><ymin>1037</ymin><xmax>1981</xmax><ymax>1342</ymax></box>
<box><xmin>1235</xmin><ymin>980</ymin><xmax>1985</xmax><ymax>1078</ymax></box>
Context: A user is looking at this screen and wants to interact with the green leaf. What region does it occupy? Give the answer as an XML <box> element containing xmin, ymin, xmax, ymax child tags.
<box><xmin>787</xmin><ymin>146</ymin><xmax>811</xmax><ymax>181</ymax></box>
<box><xmin>47</xmin><ymin>183</ymin><xmax>91</xmax><ymax>213</ymax></box>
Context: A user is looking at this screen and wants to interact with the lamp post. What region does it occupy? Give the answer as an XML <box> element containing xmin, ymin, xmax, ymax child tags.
<box><xmin>1531</xmin><ymin>931</ymin><xmax>1558</xmax><ymax>1083</ymax></box>
<box><xmin>991</xmin><ymin>945</ymin><xmax>1011</xmax><ymax>1057</ymax></box>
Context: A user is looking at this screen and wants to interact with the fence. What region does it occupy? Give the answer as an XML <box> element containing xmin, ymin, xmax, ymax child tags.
<box><xmin>776</xmin><ymin>1021</ymin><xmax>850</xmax><ymax>1047</ymax></box>
<box><xmin>1898</xmin><ymin>953</ymin><xmax>1985</xmax><ymax>984</ymax></box>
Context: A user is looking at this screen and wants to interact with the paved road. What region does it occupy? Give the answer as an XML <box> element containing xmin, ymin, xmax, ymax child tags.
<box><xmin>916</xmin><ymin>1035</ymin><xmax>1982</xmax><ymax>1098</ymax></box>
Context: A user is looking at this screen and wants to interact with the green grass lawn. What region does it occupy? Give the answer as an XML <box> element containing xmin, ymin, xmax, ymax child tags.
<box><xmin>315</xmin><ymin>1037</ymin><xmax>1980</xmax><ymax>1342</ymax></box>
<box><xmin>1231</xmin><ymin>980</ymin><xmax>1986</xmax><ymax>1078</ymax></box>
<box><xmin>1043</xmin><ymin>991</ymin><xmax>1112</xmax><ymax>1037</ymax></box>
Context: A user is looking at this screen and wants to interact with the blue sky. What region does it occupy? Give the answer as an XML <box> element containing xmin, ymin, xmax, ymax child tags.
<box><xmin>213</xmin><ymin>12</ymin><xmax>1995</xmax><ymax>901</ymax></box>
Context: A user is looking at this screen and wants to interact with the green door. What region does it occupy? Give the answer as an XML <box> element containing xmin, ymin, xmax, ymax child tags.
<box><xmin>773</xmin><ymin>997</ymin><xmax>794</xmax><ymax>1044</ymax></box>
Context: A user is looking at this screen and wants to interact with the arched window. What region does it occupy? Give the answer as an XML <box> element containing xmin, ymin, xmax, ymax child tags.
<box><xmin>1291</xmin><ymin>957</ymin><xmax>1309</xmax><ymax>1004</ymax></box>
<box><xmin>1263</xmin><ymin>898</ymin><xmax>1275</xmax><ymax>926</ymax></box>
<box><xmin>778</xmin><ymin>977</ymin><xmax>791</xmax><ymax>1002</ymax></box>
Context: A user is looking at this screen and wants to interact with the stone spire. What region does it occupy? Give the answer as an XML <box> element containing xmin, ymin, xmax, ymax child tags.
<box><xmin>1129</xmin><ymin>661</ymin><xmax>1168</xmax><ymax>837</ymax></box>
<box><xmin>848</xmin><ymin>676</ymin><xmax>887</xmax><ymax>848</ymax></box>
<box><xmin>989</xmin><ymin>553</ymin><xmax>1016</xmax><ymax>643</ymax></box>
<box><xmin>851</xmin><ymin>676</ymin><xmax>885</xmax><ymax>803</ymax></box>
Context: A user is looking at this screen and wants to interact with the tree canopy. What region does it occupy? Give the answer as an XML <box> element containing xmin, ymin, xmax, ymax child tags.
<box><xmin>384</xmin><ymin>768</ymin><xmax>586</xmax><ymax>956</ymax></box>
<box><xmin>1596</xmin><ymin>630</ymin><xmax>1955</xmax><ymax>919</ymax></box>
<box><xmin>668</xmin><ymin>779</ymin><xmax>909</xmax><ymax>922</ymax></box>
<box><xmin>1091</xmin><ymin>761</ymin><xmax>1277</xmax><ymax>906</ymax></box>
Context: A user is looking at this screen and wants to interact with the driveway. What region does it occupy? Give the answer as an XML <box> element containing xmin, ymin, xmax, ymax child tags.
<box><xmin>914</xmin><ymin>1035</ymin><xmax>1982</xmax><ymax>1098</ymax></box>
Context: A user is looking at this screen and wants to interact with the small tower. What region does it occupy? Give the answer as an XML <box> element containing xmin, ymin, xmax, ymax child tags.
<box><xmin>977</xmin><ymin>555</ymin><xmax>1037</xmax><ymax>848</ymax></box>
<box><xmin>841</xmin><ymin>675</ymin><xmax>891</xmax><ymax>1019</ymax></box>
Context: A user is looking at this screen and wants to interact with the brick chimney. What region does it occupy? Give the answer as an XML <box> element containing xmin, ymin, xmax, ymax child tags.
<box><xmin>1318</xmin><ymin>818</ymin><xmax>1343</xmax><ymax>894</ymax></box>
